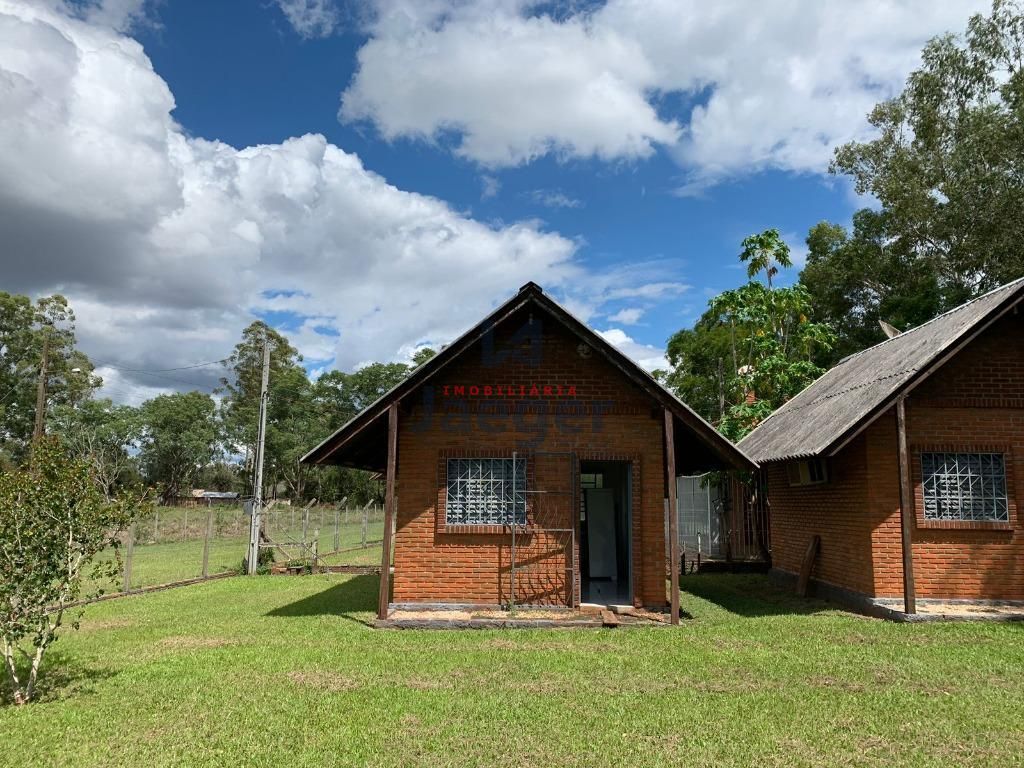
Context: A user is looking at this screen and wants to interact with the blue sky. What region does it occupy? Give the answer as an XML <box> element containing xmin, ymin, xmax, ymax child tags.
<box><xmin>0</xmin><ymin>0</ymin><xmax>985</xmax><ymax>401</ymax></box>
<box><xmin>137</xmin><ymin>0</ymin><xmax>851</xmax><ymax>341</ymax></box>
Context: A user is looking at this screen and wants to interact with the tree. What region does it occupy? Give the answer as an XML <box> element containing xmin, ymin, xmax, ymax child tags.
<box><xmin>800</xmin><ymin>211</ymin><xmax>944</xmax><ymax>364</ymax></box>
<box><xmin>411</xmin><ymin>347</ymin><xmax>437</xmax><ymax>367</ymax></box>
<box><xmin>0</xmin><ymin>439</ymin><xmax>141</xmax><ymax>704</ymax></box>
<box><xmin>831</xmin><ymin>0</ymin><xmax>1024</xmax><ymax>300</ymax></box>
<box><xmin>219</xmin><ymin>322</ymin><xmax>309</xmax><ymax>498</ymax></box>
<box><xmin>51</xmin><ymin>399</ymin><xmax>143</xmax><ymax>500</ymax></box>
<box><xmin>739</xmin><ymin>228</ymin><xmax>793</xmax><ymax>289</ymax></box>
<box><xmin>666</xmin><ymin>237</ymin><xmax>835</xmax><ymax>440</ymax></box>
<box><xmin>0</xmin><ymin>293</ymin><xmax>99</xmax><ymax>457</ymax></box>
<box><xmin>710</xmin><ymin>282</ymin><xmax>834</xmax><ymax>440</ymax></box>
<box><xmin>138</xmin><ymin>392</ymin><xmax>219</xmax><ymax>498</ymax></box>
<box><xmin>313</xmin><ymin>362</ymin><xmax>412</xmax><ymax>429</ymax></box>
<box><xmin>307</xmin><ymin>362</ymin><xmax>412</xmax><ymax>503</ymax></box>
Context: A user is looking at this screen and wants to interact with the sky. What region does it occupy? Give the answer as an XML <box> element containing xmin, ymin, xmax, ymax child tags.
<box><xmin>0</xmin><ymin>0</ymin><xmax>988</xmax><ymax>404</ymax></box>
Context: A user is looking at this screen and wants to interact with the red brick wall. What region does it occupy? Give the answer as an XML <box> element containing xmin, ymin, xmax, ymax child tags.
<box><xmin>766</xmin><ymin>433</ymin><xmax>877</xmax><ymax>595</ymax></box>
<box><xmin>770</xmin><ymin>309</ymin><xmax>1024</xmax><ymax>601</ymax></box>
<box><xmin>391</xmin><ymin>311</ymin><xmax>669</xmax><ymax>607</ymax></box>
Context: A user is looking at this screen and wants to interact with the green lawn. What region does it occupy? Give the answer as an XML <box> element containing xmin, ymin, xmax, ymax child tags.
<box><xmin>86</xmin><ymin>506</ymin><xmax>385</xmax><ymax>591</ymax></box>
<box><xmin>3</xmin><ymin>574</ymin><xmax>1023</xmax><ymax>767</ymax></box>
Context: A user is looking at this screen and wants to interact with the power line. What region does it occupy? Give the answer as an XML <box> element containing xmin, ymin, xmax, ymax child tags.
<box><xmin>87</xmin><ymin>356</ymin><xmax>229</xmax><ymax>373</ymax></box>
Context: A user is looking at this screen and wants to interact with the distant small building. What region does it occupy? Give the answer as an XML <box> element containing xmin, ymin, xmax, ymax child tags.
<box><xmin>164</xmin><ymin>489</ymin><xmax>240</xmax><ymax>507</ymax></box>
<box><xmin>740</xmin><ymin>278</ymin><xmax>1024</xmax><ymax>613</ymax></box>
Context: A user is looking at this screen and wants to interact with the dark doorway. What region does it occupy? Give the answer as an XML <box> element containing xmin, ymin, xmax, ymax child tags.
<box><xmin>579</xmin><ymin>460</ymin><xmax>632</xmax><ymax>606</ymax></box>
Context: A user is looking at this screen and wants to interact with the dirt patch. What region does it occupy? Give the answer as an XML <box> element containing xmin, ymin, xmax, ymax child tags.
<box><xmin>286</xmin><ymin>670</ymin><xmax>361</xmax><ymax>692</ymax></box>
<box><xmin>155</xmin><ymin>636</ymin><xmax>236</xmax><ymax>651</ymax></box>
<box><xmin>810</xmin><ymin>675</ymin><xmax>868</xmax><ymax>692</ymax></box>
<box><xmin>401</xmin><ymin>676</ymin><xmax>455</xmax><ymax>691</ymax></box>
<box><xmin>78</xmin><ymin>617</ymin><xmax>135</xmax><ymax>633</ymax></box>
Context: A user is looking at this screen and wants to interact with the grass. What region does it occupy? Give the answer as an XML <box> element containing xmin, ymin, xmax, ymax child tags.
<box><xmin>86</xmin><ymin>506</ymin><xmax>385</xmax><ymax>590</ymax></box>
<box><xmin>3</xmin><ymin>574</ymin><xmax>1023</xmax><ymax>767</ymax></box>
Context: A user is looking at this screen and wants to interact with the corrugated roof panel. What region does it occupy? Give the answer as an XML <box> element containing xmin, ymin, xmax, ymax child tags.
<box><xmin>739</xmin><ymin>277</ymin><xmax>1024</xmax><ymax>463</ymax></box>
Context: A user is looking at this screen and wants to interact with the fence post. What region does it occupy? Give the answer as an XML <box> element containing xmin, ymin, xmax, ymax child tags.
<box><xmin>154</xmin><ymin>509</ymin><xmax>160</xmax><ymax>543</ymax></box>
<box><xmin>122</xmin><ymin>522</ymin><xmax>135</xmax><ymax>593</ymax></box>
<box><xmin>312</xmin><ymin>529</ymin><xmax>319</xmax><ymax>569</ymax></box>
<box><xmin>333</xmin><ymin>508</ymin><xmax>340</xmax><ymax>552</ymax></box>
<box><xmin>291</xmin><ymin>507</ymin><xmax>295</xmax><ymax>534</ymax></box>
<box><xmin>302</xmin><ymin>507</ymin><xmax>309</xmax><ymax>551</ymax></box>
<box><xmin>202</xmin><ymin>506</ymin><xmax>214</xmax><ymax>578</ymax></box>
<box><xmin>362</xmin><ymin>504</ymin><xmax>369</xmax><ymax>548</ymax></box>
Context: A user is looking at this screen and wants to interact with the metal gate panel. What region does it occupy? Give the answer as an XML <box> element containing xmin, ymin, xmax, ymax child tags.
<box><xmin>507</xmin><ymin>451</ymin><xmax>578</xmax><ymax>608</ymax></box>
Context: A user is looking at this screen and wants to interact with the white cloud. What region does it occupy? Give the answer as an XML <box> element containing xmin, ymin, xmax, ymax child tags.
<box><xmin>341</xmin><ymin>1</ymin><xmax>680</xmax><ymax>167</ymax></box>
<box><xmin>783</xmin><ymin>231</ymin><xmax>810</xmax><ymax>269</ymax></box>
<box><xmin>607</xmin><ymin>307</ymin><xmax>643</xmax><ymax>325</ymax></box>
<box><xmin>528</xmin><ymin>189</ymin><xmax>583</xmax><ymax>209</ymax></box>
<box><xmin>342</xmin><ymin>0</ymin><xmax>986</xmax><ymax>182</ymax></box>
<box><xmin>597</xmin><ymin>328</ymin><xmax>667</xmax><ymax>372</ymax></box>
<box><xmin>0</xmin><ymin>1</ymin><xmax>673</xmax><ymax>400</ymax></box>
<box><xmin>275</xmin><ymin>0</ymin><xmax>339</xmax><ymax>39</ymax></box>
<box><xmin>480</xmin><ymin>174</ymin><xmax>500</xmax><ymax>199</ymax></box>
<box><xmin>79</xmin><ymin>0</ymin><xmax>155</xmax><ymax>32</ymax></box>
<box><xmin>605</xmin><ymin>282</ymin><xmax>688</xmax><ymax>301</ymax></box>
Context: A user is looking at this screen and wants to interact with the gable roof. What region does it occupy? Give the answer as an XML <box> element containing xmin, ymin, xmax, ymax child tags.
<box><xmin>739</xmin><ymin>276</ymin><xmax>1024</xmax><ymax>463</ymax></box>
<box><xmin>302</xmin><ymin>282</ymin><xmax>755</xmax><ymax>472</ymax></box>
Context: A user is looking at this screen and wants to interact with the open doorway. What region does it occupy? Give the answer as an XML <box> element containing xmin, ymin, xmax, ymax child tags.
<box><xmin>579</xmin><ymin>460</ymin><xmax>632</xmax><ymax>606</ymax></box>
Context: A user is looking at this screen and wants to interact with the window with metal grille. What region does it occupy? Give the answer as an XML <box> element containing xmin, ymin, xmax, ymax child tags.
<box><xmin>445</xmin><ymin>458</ymin><xmax>526</xmax><ymax>526</ymax></box>
<box><xmin>921</xmin><ymin>452</ymin><xmax>1008</xmax><ymax>522</ymax></box>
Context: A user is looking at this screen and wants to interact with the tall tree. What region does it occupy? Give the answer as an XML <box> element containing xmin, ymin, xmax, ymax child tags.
<box><xmin>800</xmin><ymin>211</ymin><xmax>944</xmax><ymax>363</ymax></box>
<box><xmin>0</xmin><ymin>293</ymin><xmax>99</xmax><ymax>457</ymax></box>
<box><xmin>219</xmin><ymin>322</ymin><xmax>314</xmax><ymax>499</ymax></box>
<box><xmin>739</xmin><ymin>228</ymin><xmax>793</xmax><ymax>290</ymax></box>
<box><xmin>411</xmin><ymin>347</ymin><xmax>437</xmax><ymax>367</ymax></box>
<box><xmin>307</xmin><ymin>362</ymin><xmax>413</xmax><ymax>504</ymax></box>
<box><xmin>313</xmin><ymin>362</ymin><xmax>412</xmax><ymax>429</ymax></box>
<box><xmin>138</xmin><ymin>391</ymin><xmax>219</xmax><ymax>498</ymax></box>
<box><xmin>51</xmin><ymin>399</ymin><xmax>143</xmax><ymax>501</ymax></box>
<box><xmin>830</xmin><ymin>0</ymin><xmax>1024</xmax><ymax>301</ymax></box>
<box><xmin>666</xmin><ymin>238</ymin><xmax>834</xmax><ymax>440</ymax></box>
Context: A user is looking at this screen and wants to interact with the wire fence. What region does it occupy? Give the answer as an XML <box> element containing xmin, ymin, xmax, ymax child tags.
<box><xmin>87</xmin><ymin>504</ymin><xmax>386</xmax><ymax>594</ymax></box>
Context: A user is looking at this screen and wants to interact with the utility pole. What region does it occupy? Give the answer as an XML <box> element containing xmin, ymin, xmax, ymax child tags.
<box><xmin>32</xmin><ymin>335</ymin><xmax>50</xmax><ymax>441</ymax></box>
<box><xmin>247</xmin><ymin>337</ymin><xmax>271</xmax><ymax>575</ymax></box>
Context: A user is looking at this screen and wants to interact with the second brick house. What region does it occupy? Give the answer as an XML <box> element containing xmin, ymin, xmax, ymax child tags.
<box><xmin>739</xmin><ymin>277</ymin><xmax>1024</xmax><ymax>613</ymax></box>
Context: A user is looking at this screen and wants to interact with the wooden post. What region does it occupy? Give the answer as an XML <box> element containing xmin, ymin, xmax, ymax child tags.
<box><xmin>378</xmin><ymin>402</ymin><xmax>399</xmax><ymax>620</ymax></box>
<box><xmin>202</xmin><ymin>506</ymin><xmax>214</xmax><ymax>578</ymax></box>
<box><xmin>32</xmin><ymin>335</ymin><xmax>49</xmax><ymax>441</ymax></box>
<box><xmin>302</xmin><ymin>507</ymin><xmax>309</xmax><ymax>554</ymax></box>
<box><xmin>362</xmin><ymin>503</ymin><xmax>369</xmax><ymax>548</ymax></box>
<box><xmin>896</xmin><ymin>397</ymin><xmax>917</xmax><ymax>614</ymax></box>
<box><xmin>122</xmin><ymin>523</ymin><xmax>135</xmax><ymax>593</ymax></box>
<box><xmin>664</xmin><ymin>409</ymin><xmax>680</xmax><ymax>625</ymax></box>
<box><xmin>154</xmin><ymin>509</ymin><xmax>160</xmax><ymax>543</ymax></box>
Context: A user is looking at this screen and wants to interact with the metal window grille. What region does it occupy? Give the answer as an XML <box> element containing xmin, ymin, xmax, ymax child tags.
<box><xmin>921</xmin><ymin>452</ymin><xmax>1008</xmax><ymax>522</ymax></box>
<box><xmin>445</xmin><ymin>458</ymin><xmax>526</xmax><ymax>526</ymax></box>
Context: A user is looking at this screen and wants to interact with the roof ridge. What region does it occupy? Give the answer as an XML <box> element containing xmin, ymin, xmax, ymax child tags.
<box><xmin>835</xmin><ymin>276</ymin><xmax>1024</xmax><ymax>368</ymax></box>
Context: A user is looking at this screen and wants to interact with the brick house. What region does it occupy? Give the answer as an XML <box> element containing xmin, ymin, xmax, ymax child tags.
<box><xmin>303</xmin><ymin>283</ymin><xmax>753</xmax><ymax>621</ymax></box>
<box><xmin>739</xmin><ymin>277</ymin><xmax>1024</xmax><ymax>613</ymax></box>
